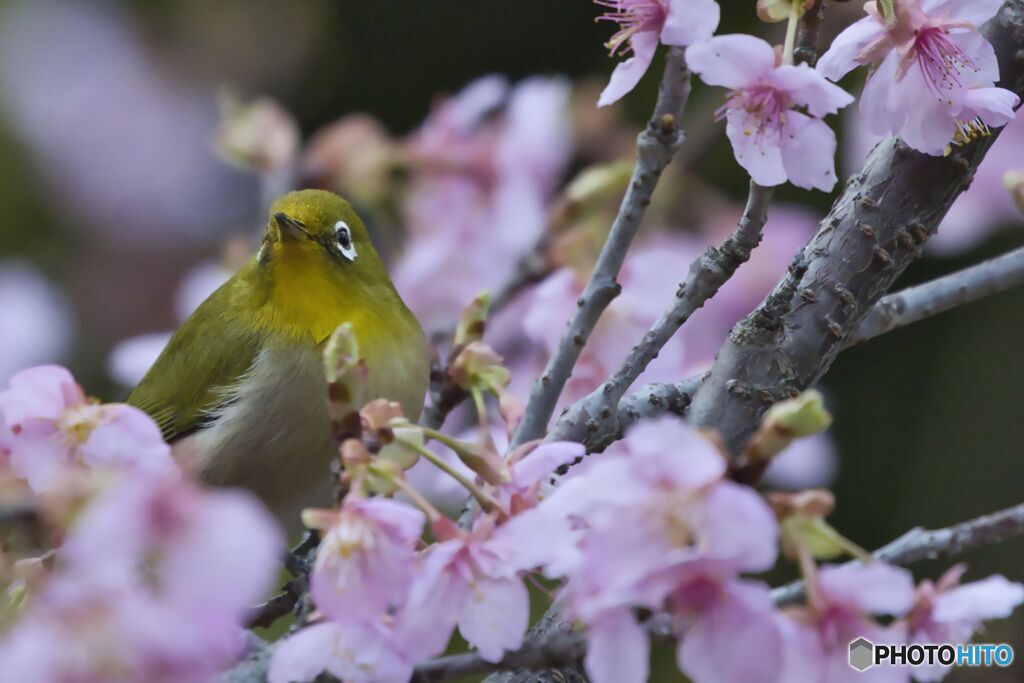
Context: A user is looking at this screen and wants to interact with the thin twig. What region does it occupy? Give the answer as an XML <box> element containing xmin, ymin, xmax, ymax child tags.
<box><xmin>844</xmin><ymin>244</ymin><xmax>1024</xmax><ymax>347</ymax></box>
<box><xmin>509</xmin><ymin>47</ymin><xmax>692</xmax><ymax>449</ymax></box>
<box><xmin>551</xmin><ymin>183</ymin><xmax>770</xmax><ymax>448</ymax></box>
<box><xmin>773</xmin><ymin>500</ymin><xmax>1024</xmax><ymax>604</ymax></box>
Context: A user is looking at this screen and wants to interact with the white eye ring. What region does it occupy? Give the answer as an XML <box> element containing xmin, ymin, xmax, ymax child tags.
<box><xmin>334</xmin><ymin>221</ymin><xmax>357</xmax><ymax>262</ymax></box>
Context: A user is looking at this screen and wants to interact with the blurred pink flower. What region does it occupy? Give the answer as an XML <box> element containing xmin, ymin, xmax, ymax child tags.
<box><xmin>523</xmin><ymin>237</ymin><xmax>691</xmax><ymax>407</ymax></box>
<box><xmin>783</xmin><ymin>562</ymin><xmax>915</xmax><ymax>683</ymax></box>
<box><xmin>107</xmin><ymin>261</ymin><xmax>231</xmax><ymax>387</ymax></box>
<box><xmin>904</xmin><ymin>564</ymin><xmax>1024</xmax><ymax>681</ymax></box>
<box><xmin>269</xmin><ymin>621</ymin><xmax>413</xmax><ymax>683</ymax></box>
<box><xmin>762</xmin><ymin>432</ymin><xmax>838</xmax><ymax>491</ymax></box>
<box><xmin>845</xmin><ymin>103</ymin><xmax>1024</xmax><ymax>254</ymax></box>
<box><xmin>0</xmin><ymin>1</ymin><xmax>249</xmax><ymax>244</ymax></box>
<box><xmin>394</xmin><ymin>76</ymin><xmax>571</xmax><ymax>330</ymax></box>
<box><xmin>0</xmin><ymin>474</ymin><xmax>283</xmax><ymax>683</ymax></box>
<box><xmin>306</xmin><ymin>496</ymin><xmax>425</xmax><ymax>624</ymax></box>
<box><xmin>596</xmin><ymin>0</ymin><xmax>721</xmax><ymax>107</ymax></box>
<box><xmin>0</xmin><ymin>365</ymin><xmax>176</xmax><ymax>492</ymax></box>
<box><xmin>687</xmin><ymin>34</ymin><xmax>853</xmax><ymax>190</ymax></box>
<box><xmin>214</xmin><ymin>96</ymin><xmax>299</xmax><ymax>174</ymax></box>
<box><xmin>818</xmin><ymin>0</ymin><xmax>1018</xmax><ymax>155</ymax></box>
<box><xmin>0</xmin><ymin>260</ymin><xmax>73</xmax><ymax>385</ymax></box>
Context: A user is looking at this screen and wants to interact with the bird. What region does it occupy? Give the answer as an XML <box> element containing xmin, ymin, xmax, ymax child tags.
<box><xmin>128</xmin><ymin>189</ymin><xmax>428</xmax><ymax>531</ymax></box>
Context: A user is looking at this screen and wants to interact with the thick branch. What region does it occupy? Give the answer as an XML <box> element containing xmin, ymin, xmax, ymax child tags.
<box><xmin>510</xmin><ymin>48</ymin><xmax>692</xmax><ymax>449</ymax></box>
<box><xmin>689</xmin><ymin>2</ymin><xmax>1024</xmax><ymax>454</ymax></box>
<box><xmin>845</xmin><ymin>243</ymin><xmax>1024</xmax><ymax>347</ymax></box>
<box><xmin>773</xmin><ymin>500</ymin><xmax>1024</xmax><ymax>605</ymax></box>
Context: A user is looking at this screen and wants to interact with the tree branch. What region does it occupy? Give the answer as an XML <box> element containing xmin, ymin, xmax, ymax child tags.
<box><xmin>593</xmin><ymin>243</ymin><xmax>1024</xmax><ymax>439</ymax></box>
<box><xmin>773</xmin><ymin>500</ymin><xmax>1024</xmax><ymax>605</ymax></box>
<box><xmin>547</xmin><ymin>183</ymin><xmax>770</xmax><ymax>450</ymax></box>
<box><xmin>688</xmin><ymin>1</ymin><xmax>1024</xmax><ymax>454</ymax></box>
<box><xmin>510</xmin><ymin>47</ymin><xmax>692</xmax><ymax>449</ymax></box>
<box><xmin>844</xmin><ymin>243</ymin><xmax>1024</xmax><ymax>347</ymax></box>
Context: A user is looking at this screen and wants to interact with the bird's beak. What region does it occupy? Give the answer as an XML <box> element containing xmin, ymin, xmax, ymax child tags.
<box><xmin>273</xmin><ymin>212</ymin><xmax>310</xmax><ymax>242</ymax></box>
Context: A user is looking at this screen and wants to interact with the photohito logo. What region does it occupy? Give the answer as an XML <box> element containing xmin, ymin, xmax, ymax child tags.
<box><xmin>848</xmin><ymin>637</ymin><xmax>1014</xmax><ymax>673</ymax></box>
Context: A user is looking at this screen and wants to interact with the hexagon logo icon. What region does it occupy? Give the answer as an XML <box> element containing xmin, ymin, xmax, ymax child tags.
<box><xmin>849</xmin><ymin>637</ymin><xmax>875</xmax><ymax>672</ymax></box>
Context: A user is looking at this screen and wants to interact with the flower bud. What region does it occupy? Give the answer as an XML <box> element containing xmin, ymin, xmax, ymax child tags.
<box><xmin>213</xmin><ymin>93</ymin><xmax>299</xmax><ymax>173</ymax></box>
<box><xmin>454</xmin><ymin>292</ymin><xmax>490</xmax><ymax>346</ymax></box>
<box><xmin>1004</xmin><ymin>170</ymin><xmax>1024</xmax><ymax>214</ymax></box>
<box><xmin>744</xmin><ymin>390</ymin><xmax>832</xmax><ymax>463</ymax></box>
<box><xmin>449</xmin><ymin>342</ymin><xmax>511</xmax><ymax>396</ymax></box>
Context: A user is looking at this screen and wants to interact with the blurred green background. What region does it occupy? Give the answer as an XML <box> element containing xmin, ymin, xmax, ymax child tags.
<box><xmin>0</xmin><ymin>1</ymin><xmax>1021</xmax><ymax>680</ymax></box>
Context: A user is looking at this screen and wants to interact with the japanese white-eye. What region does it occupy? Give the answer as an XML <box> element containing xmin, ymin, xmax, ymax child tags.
<box><xmin>128</xmin><ymin>190</ymin><xmax>428</xmax><ymax>530</ymax></box>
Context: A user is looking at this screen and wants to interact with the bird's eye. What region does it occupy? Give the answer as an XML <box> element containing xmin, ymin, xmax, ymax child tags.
<box><xmin>334</xmin><ymin>221</ymin><xmax>357</xmax><ymax>262</ymax></box>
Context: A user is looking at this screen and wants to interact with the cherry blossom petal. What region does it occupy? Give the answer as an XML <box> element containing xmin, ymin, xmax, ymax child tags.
<box><xmin>726</xmin><ymin>109</ymin><xmax>786</xmax><ymax>187</ymax></box>
<box><xmin>0</xmin><ymin>364</ymin><xmax>82</xmax><ymax>424</ymax></box>
<box><xmin>79</xmin><ymin>404</ymin><xmax>175</xmax><ymax>476</ymax></box>
<box><xmin>660</xmin><ymin>0</ymin><xmax>721</xmax><ymax>47</ymax></box>
<box><xmin>584</xmin><ymin>609</ymin><xmax>649</xmax><ymax>683</ymax></box>
<box><xmin>598</xmin><ymin>30</ymin><xmax>659</xmax><ymax>107</ymax></box>
<box><xmin>818</xmin><ymin>562</ymin><xmax>916</xmax><ymax>616</ymax></box>
<box><xmin>685</xmin><ymin>34</ymin><xmax>775</xmax><ymax>89</ymax></box>
<box><xmin>899</xmin><ymin>99</ymin><xmax>958</xmax><ymax>156</ymax></box>
<box><xmin>860</xmin><ymin>54</ymin><xmax>906</xmax><ymax>137</ymax></box>
<box><xmin>768</xmin><ymin>64</ymin><xmax>854</xmax><ymax>118</ymax></box>
<box><xmin>161</xmin><ymin>489</ymin><xmax>283</xmax><ymax>615</ymax></box>
<box><xmin>817</xmin><ymin>15</ymin><xmax>887</xmax><ymax>81</ymax></box>
<box><xmin>963</xmin><ymin>87</ymin><xmax>1020</xmax><ymax>127</ymax></box>
<box><xmin>780</xmin><ymin>111</ymin><xmax>840</xmax><ymax>191</ymax></box>
<box><xmin>6</xmin><ymin>430</ymin><xmax>70</xmax><ymax>493</ymax></box>
<box><xmin>458</xmin><ymin>576</ymin><xmax>529</xmax><ymax>662</ymax></box>
<box><xmin>510</xmin><ymin>441</ymin><xmax>584</xmax><ymax>490</ymax></box>
<box><xmin>924</xmin><ymin>0</ymin><xmax>1004</xmax><ymax>26</ymax></box>
<box><xmin>697</xmin><ymin>480</ymin><xmax>778</xmax><ymax>572</ymax></box>
<box><xmin>677</xmin><ymin>581</ymin><xmax>784</xmax><ymax>683</ymax></box>
<box><xmin>932</xmin><ymin>575</ymin><xmax>1024</xmax><ymax>623</ymax></box>
<box><xmin>624</xmin><ymin>417</ymin><xmax>726</xmax><ymax>489</ymax></box>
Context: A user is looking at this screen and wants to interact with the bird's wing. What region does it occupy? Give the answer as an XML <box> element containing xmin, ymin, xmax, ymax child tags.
<box><xmin>127</xmin><ymin>294</ymin><xmax>266</xmax><ymax>443</ymax></box>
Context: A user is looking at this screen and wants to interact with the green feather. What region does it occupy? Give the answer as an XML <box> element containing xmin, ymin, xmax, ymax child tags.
<box><xmin>127</xmin><ymin>279</ymin><xmax>265</xmax><ymax>443</ymax></box>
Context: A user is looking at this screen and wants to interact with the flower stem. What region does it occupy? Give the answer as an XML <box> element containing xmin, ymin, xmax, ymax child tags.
<box><xmin>396</xmin><ymin>436</ymin><xmax>507</xmax><ymax>520</ymax></box>
<box><xmin>782</xmin><ymin>0</ymin><xmax>801</xmax><ymax>65</ymax></box>
<box><xmin>391</xmin><ymin>476</ymin><xmax>444</xmax><ymax>525</ymax></box>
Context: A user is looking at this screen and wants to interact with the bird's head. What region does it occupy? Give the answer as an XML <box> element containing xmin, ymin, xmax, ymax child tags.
<box><xmin>260</xmin><ymin>189</ymin><xmax>390</xmax><ymax>292</ymax></box>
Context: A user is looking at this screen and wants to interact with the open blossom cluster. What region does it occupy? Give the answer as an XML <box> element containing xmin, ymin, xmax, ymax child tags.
<box><xmin>818</xmin><ymin>0</ymin><xmax>1019</xmax><ymax>156</ymax></box>
<box><xmin>269</xmin><ymin>440</ymin><xmax>586</xmax><ymax>683</ymax></box>
<box><xmin>267</xmin><ymin>416</ymin><xmax>1024</xmax><ymax>683</ymax></box>
<box><xmin>0</xmin><ymin>366</ymin><xmax>283</xmax><ymax>682</ymax></box>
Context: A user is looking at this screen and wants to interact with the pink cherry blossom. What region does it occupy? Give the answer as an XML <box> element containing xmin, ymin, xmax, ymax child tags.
<box><xmin>0</xmin><ymin>365</ymin><xmax>176</xmax><ymax>492</ymax></box>
<box><xmin>904</xmin><ymin>564</ymin><xmax>1024</xmax><ymax>681</ymax></box>
<box><xmin>783</xmin><ymin>562</ymin><xmax>916</xmax><ymax>683</ymax></box>
<box><xmin>396</xmin><ymin>518</ymin><xmax>531</xmax><ymax>664</ymax></box>
<box><xmin>686</xmin><ymin>34</ymin><xmax>854</xmax><ymax>190</ymax></box>
<box><xmin>817</xmin><ymin>0</ymin><xmax>1019</xmax><ymax>155</ymax></box>
<box><xmin>307</xmin><ymin>496</ymin><xmax>425</xmax><ymax>624</ymax></box>
<box><xmin>394</xmin><ymin>76</ymin><xmax>571</xmax><ymax>330</ymax></box>
<box><xmin>269</xmin><ymin>621</ymin><xmax>414</xmax><ymax>683</ymax></box>
<box><xmin>596</xmin><ymin>0</ymin><xmax>721</xmax><ymax>106</ymax></box>
<box><xmin>844</xmin><ymin>98</ymin><xmax>1024</xmax><ymax>254</ymax></box>
<box><xmin>0</xmin><ymin>474</ymin><xmax>283</xmax><ymax>683</ymax></box>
